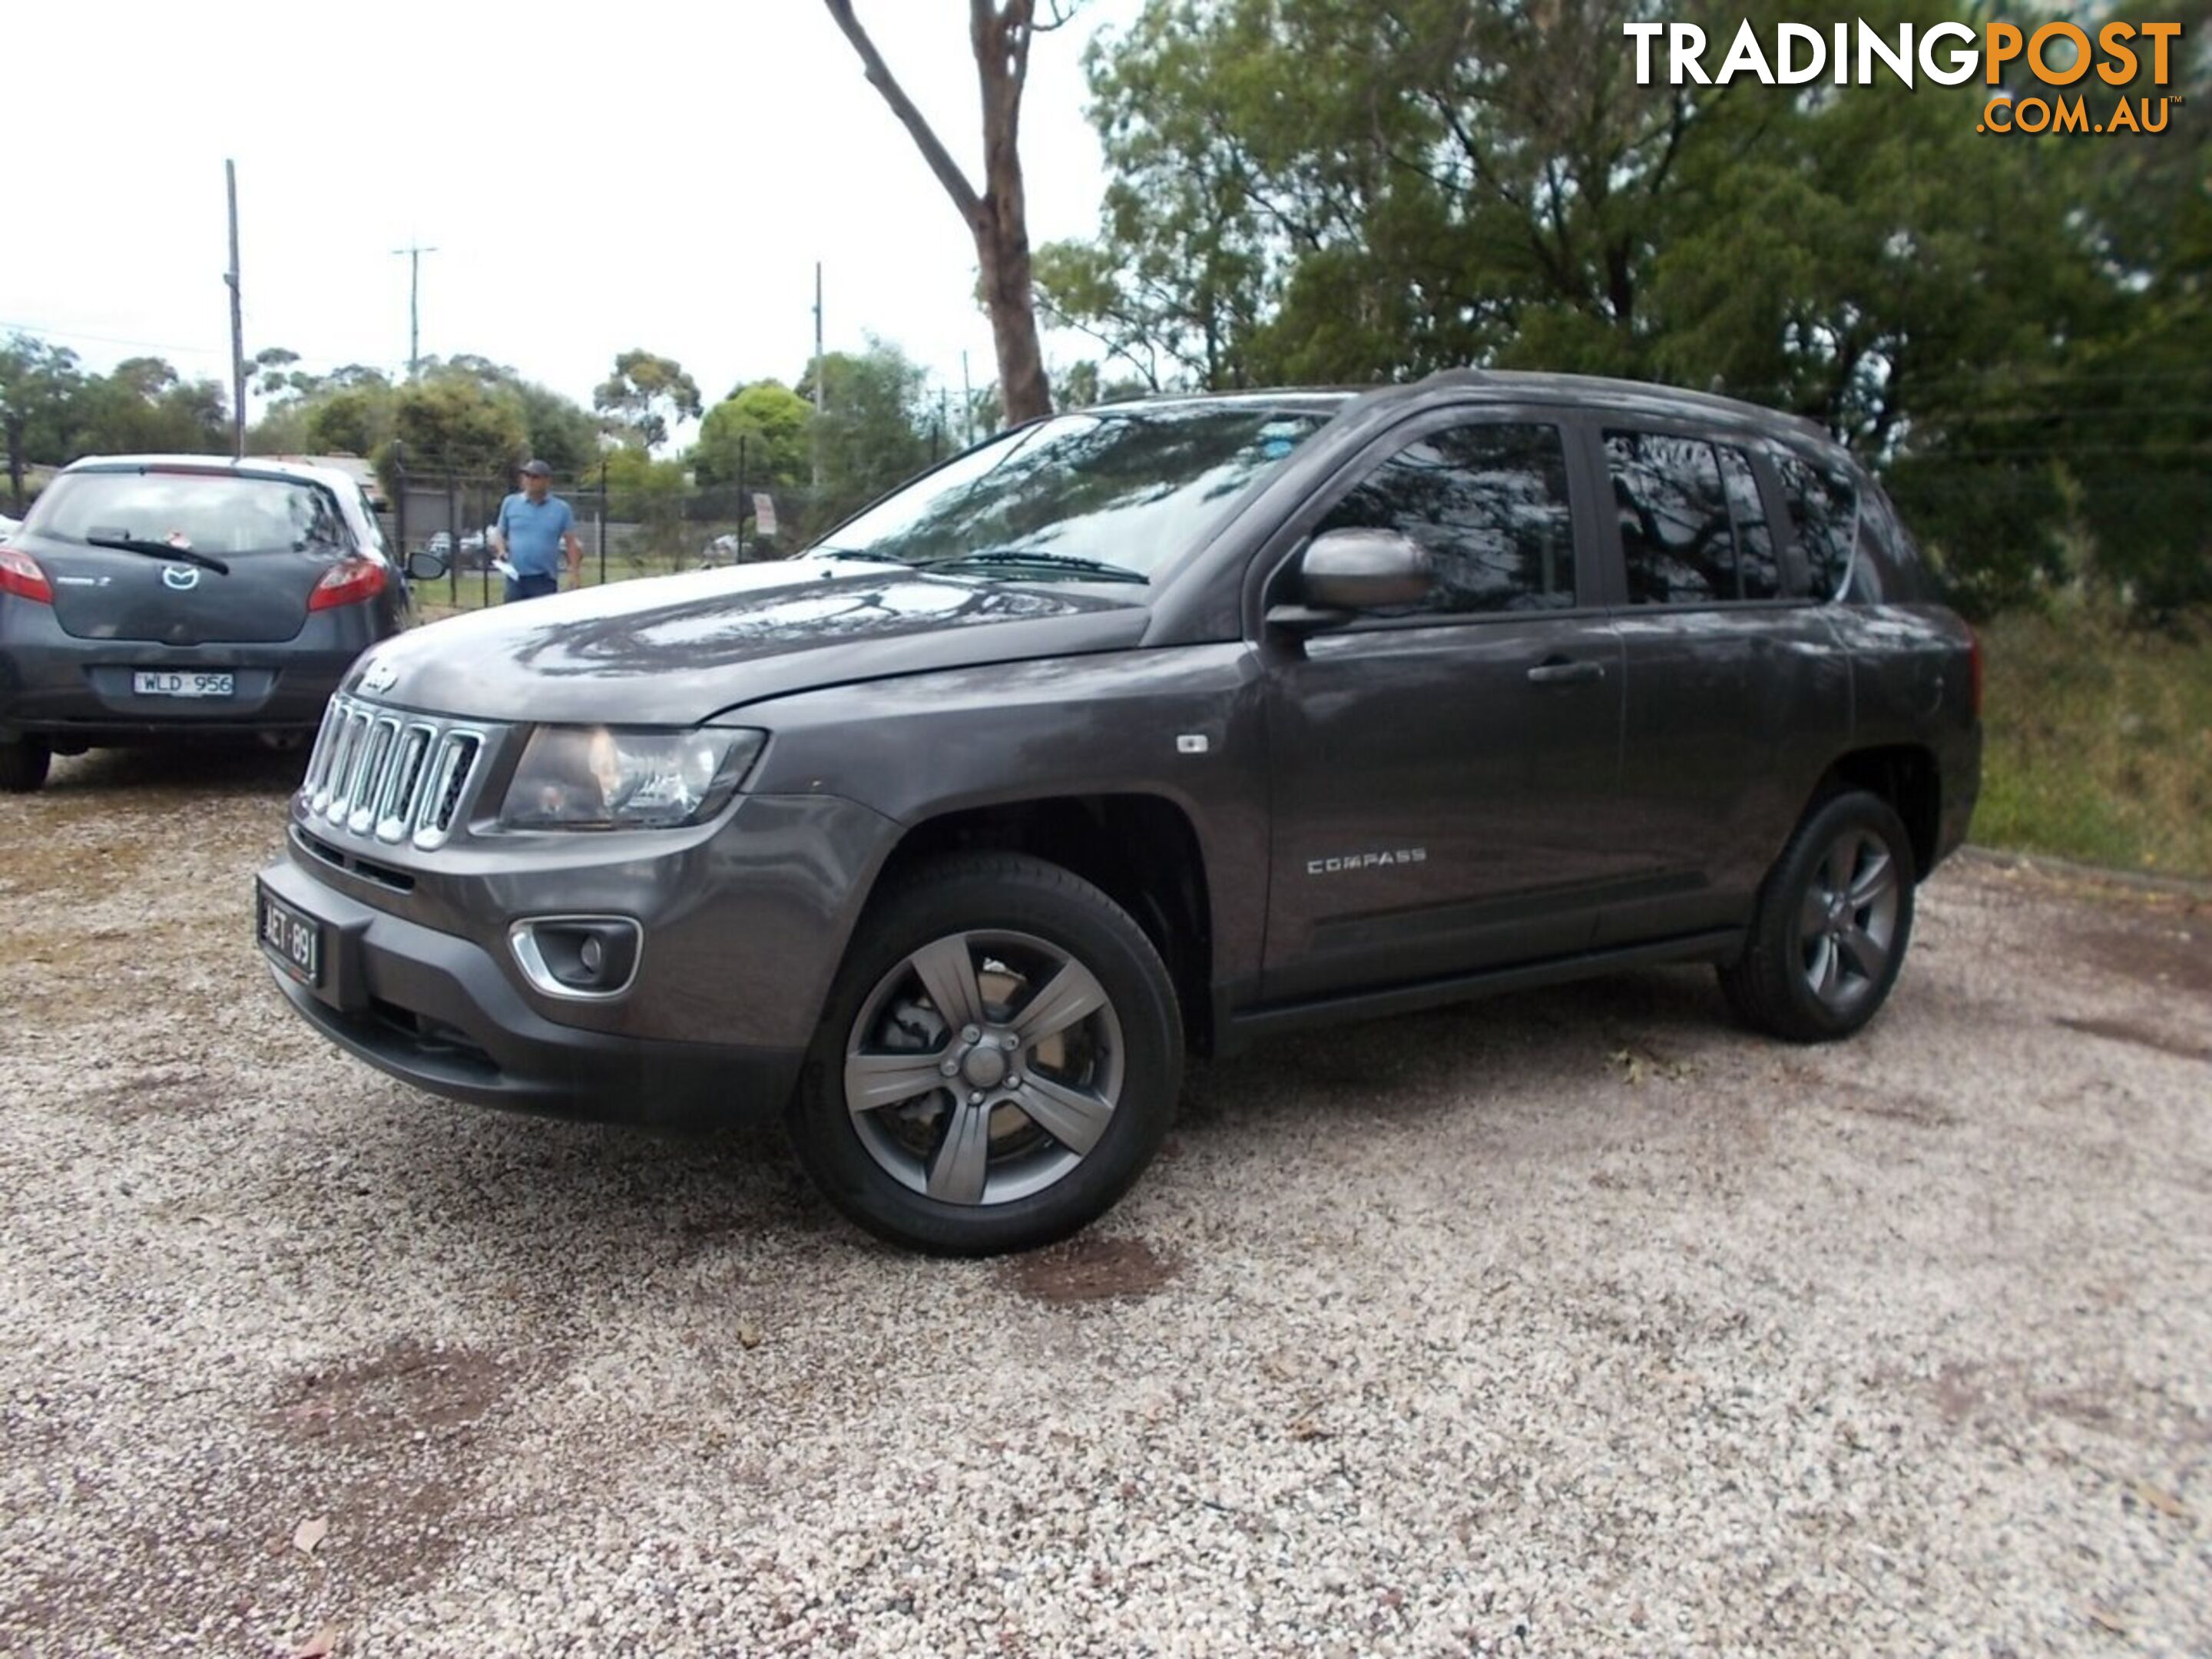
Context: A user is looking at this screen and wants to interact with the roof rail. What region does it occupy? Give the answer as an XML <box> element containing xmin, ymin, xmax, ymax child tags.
<box><xmin>1412</xmin><ymin>367</ymin><xmax>1830</xmax><ymax>439</ymax></box>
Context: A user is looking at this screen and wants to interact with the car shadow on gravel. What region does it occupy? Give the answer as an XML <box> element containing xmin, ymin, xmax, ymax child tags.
<box><xmin>1181</xmin><ymin>965</ymin><xmax>1733</xmax><ymax>1125</ymax></box>
<box><xmin>45</xmin><ymin>740</ymin><xmax>305</xmax><ymax>796</ymax></box>
<box><xmin>298</xmin><ymin>964</ymin><xmax>1739</xmax><ymax>1277</ymax></box>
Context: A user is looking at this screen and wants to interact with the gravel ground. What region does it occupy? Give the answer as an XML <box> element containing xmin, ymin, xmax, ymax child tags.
<box><xmin>2</xmin><ymin>747</ymin><xmax>2207</xmax><ymax>1658</ymax></box>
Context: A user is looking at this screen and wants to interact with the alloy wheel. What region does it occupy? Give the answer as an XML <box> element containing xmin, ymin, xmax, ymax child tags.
<box><xmin>1798</xmin><ymin>828</ymin><xmax>1900</xmax><ymax>1012</ymax></box>
<box><xmin>843</xmin><ymin>929</ymin><xmax>1125</xmax><ymax>1207</ymax></box>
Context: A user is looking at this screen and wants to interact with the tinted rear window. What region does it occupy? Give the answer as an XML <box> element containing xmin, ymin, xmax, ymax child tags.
<box><xmin>28</xmin><ymin>471</ymin><xmax>349</xmax><ymax>555</ymax></box>
<box><xmin>1606</xmin><ymin>431</ymin><xmax>1734</xmax><ymax>604</ymax></box>
<box><xmin>1716</xmin><ymin>445</ymin><xmax>1780</xmax><ymax>599</ymax></box>
<box><xmin>1775</xmin><ymin>452</ymin><xmax>1859</xmax><ymax>600</ymax></box>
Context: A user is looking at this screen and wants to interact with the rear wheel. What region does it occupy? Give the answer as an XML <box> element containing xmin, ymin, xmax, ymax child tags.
<box><xmin>0</xmin><ymin>737</ymin><xmax>51</xmax><ymax>793</ymax></box>
<box><xmin>789</xmin><ymin>853</ymin><xmax>1182</xmax><ymax>1256</ymax></box>
<box><xmin>1718</xmin><ymin>789</ymin><xmax>1915</xmax><ymax>1042</ymax></box>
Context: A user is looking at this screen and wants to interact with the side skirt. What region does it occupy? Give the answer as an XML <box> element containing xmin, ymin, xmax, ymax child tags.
<box><xmin>1216</xmin><ymin>928</ymin><xmax>1745</xmax><ymax>1053</ymax></box>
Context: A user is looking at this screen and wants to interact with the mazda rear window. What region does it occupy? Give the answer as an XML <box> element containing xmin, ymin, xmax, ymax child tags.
<box><xmin>26</xmin><ymin>471</ymin><xmax>350</xmax><ymax>556</ymax></box>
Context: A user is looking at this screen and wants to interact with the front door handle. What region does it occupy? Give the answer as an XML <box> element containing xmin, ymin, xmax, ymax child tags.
<box><xmin>1526</xmin><ymin>657</ymin><xmax>1604</xmax><ymax>686</ymax></box>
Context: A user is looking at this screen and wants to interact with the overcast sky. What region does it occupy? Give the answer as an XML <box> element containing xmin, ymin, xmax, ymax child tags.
<box><xmin>7</xmin><ymin>1</ymin><xmax>1142</xmax><ymax>425</ymax></box>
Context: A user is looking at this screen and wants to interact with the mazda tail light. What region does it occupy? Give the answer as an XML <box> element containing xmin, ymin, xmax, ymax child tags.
<box><xmin>0</xmin><ymin>545</ymin><xmax>52</xmax><ymax>604</ymax></box>
<box><xmin>308</xmin><ymin>555</ymin><xmax>388</xmax><ymax>611</ymax></box>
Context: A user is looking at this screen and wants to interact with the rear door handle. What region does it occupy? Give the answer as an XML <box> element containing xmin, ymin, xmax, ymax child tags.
<box><xmin>1526</xmin><ymin>657</ymin><xmax>1604</xmax><ymax>686</ymax></box>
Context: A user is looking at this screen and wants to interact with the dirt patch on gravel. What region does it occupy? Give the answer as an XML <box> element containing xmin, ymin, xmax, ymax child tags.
<box><xmin>1000</xmin><ymin>1235</ymin><xmax>1181</xmax><ymax>1304</ymax></box>
<box><xmin>85</xmin><ymin>1063</ymin><xmax>220</xmax><ymax>1124</ymax></box>
<box><xmin>270</xmin><ymin>1339</ymin><xmax>531</xmax><ymax>1449</ymax></box>
<box><xmin>2054</xmin><ymin>1015</ymin><xmax>2212</xmax><ymax>1065</ymax></box>
<box><xmin>2069</xmin><ymin>916</ymin><xmax>2212</xmax><ymax>1000</ymax></box>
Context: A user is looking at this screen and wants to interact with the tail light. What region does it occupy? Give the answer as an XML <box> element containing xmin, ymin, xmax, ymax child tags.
<box><xmin>1966</xmin><ymin>624</ymin><xmax>1984</xmax><ymax>720</ymax></box>
<box><xmin>308</xmin><ymin>555</ymin><xmax>388</xmax><ymax>611</ymax></box>
<box><xmin>0</xmin><ymin>545</ymin><xmax>52</xmax><ymax>604</ymax></box>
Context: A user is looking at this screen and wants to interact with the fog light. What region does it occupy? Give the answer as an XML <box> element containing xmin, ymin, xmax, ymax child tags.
<box><xmin>508</xmin><ymin>916</ymin><xmax>641</xmax><ymax>999</ymax></box>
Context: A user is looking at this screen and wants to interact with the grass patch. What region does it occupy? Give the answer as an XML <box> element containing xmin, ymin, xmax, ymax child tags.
<box><xmin>1977</xmin><ymin>601</ymin><xmax>2212</xmax><ymax>878</ymax></box>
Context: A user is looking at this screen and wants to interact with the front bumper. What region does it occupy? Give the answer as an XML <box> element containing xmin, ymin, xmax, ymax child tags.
<box><xmin>257</xmin><ymin>856</ymin><xmax>806</xmax><ymax>1126</ymax></box>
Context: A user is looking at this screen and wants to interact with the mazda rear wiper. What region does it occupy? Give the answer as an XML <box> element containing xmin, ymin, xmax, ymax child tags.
<box><xmin>84</xmin><ymin>533</ymin><xmax>231</xmax><ymax>577</ymax></box>
<box><xmin>922</xmin><ymin>548</ymin><xmax>1148</xmax><ymax>584</ymax></box>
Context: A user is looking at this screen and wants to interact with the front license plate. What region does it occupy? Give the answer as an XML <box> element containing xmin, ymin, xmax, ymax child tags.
<box><xmin>257</xmin><ymin>884</ymin><xmax>322</xmax><ymax>987</ymax></box>
<box><xmin>134</xmin><ymin>671</ymin><xmax>234</xmax><ymax>698</ymax></box>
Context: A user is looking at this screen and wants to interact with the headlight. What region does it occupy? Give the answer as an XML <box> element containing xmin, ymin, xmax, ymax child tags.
<box><xmin>498</xmin><ymin>725</ymin><xmax>766</xmax><ymax>830</ymax></box>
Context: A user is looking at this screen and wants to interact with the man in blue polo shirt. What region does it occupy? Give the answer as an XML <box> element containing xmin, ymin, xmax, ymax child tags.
<box><xmin>490</xmin><ymin>459</ymin><xmax>584</xmax><ymax>602</ymax></box>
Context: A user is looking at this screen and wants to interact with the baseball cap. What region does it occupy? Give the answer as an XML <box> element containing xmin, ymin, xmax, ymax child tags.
<box><xmin>519</xmin><ymin>459</ymin><xmax>552</xmax><ymax>478</ymax></box>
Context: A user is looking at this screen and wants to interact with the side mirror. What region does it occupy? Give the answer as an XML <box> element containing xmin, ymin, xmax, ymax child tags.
<box><xmin>406</xmin><ymin>548</ymin><xmax>449</xmax><ymax>583</ymax></box>
<box><xmin>1269</xmin><ymin>528</ymin><xmax>1433</xmax><ymax>628</ymax></box>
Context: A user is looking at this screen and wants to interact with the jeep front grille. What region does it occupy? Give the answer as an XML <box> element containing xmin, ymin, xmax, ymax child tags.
<box><xmin>302</xmin><ymin>696</ymin><xmax>488</xmax><ymax>849</ymax></box>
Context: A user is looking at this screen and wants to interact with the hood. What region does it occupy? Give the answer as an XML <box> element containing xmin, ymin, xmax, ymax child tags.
<box><xmin>351</xmin><ymin>561</ymin><xmax>1151</xmax><ymax>724</ymax></box>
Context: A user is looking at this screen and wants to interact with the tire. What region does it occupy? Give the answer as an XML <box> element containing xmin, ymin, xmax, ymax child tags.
<box><xmin>0</xmin><ymin>737</ymin><xmax>51</xmax><ymax>793</ymax></box>
<box><xmin>788</xmin><ymin>852</ymin><xmax>1183</xmax><ymax>1256</ymax></box>
<box><xmin>1718</xmin><ymin>789</ymin><xmax>1916</xmax><ymax>1043</ymax></box>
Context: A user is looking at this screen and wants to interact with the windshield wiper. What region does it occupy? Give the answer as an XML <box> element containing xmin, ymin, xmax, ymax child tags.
<box><xmin>805</xmin><ymin>547</ymin><xmax>914</xmax><ymax>568</ymax></box>
<box><xmin>84</xmin><ymin>533</ymin><xmax>231</xmax><ymax>577</ymax></box>
<box><xmin>922</xmin><ymin>548</ymin><xmax>1147</xmax><ymax>584</ymax></box>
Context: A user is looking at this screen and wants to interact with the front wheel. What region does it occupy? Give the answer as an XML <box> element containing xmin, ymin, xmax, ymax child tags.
<box><xmin>1718</xmin><ymin>790</ymin><xmax>1916</xmax><ymax>1042</ymax></box>
<box><xmin>0</xmin><ymin>736</ymin><xmax>51</xmax><ymax>793</ymax></box>
<box><xmin>789</xmin><ymin>853</ymin><xmax>1183</xmax><ymax>1255</ymax></box>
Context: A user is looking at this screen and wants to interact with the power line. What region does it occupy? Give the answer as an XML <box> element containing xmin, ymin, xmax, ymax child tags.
<box><xmin>0</xmin><ymin>318</ymin><xmax>233</xmax><ymax>362</ymax></box>
<box><xmin>0</xmin><ymin>321</ymin><xmax>394</xmax><ymax>389</ymax></box>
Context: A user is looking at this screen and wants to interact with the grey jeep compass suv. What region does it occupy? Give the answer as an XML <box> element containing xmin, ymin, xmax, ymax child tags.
<box><xmin>258</xmin><ymin>372</ymin><xmax>1981</xmax><ymax>1253</ymax></box>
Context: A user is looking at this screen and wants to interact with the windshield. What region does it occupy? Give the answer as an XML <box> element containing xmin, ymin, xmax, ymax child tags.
<box><xmin>26</xmin><ymin>470</ymin><xmax>349</xmax><ymax>555</ymax></box>
<box><xmin>814</xmin><ymin>404</ymin><xmax>1330</xmax><ymax>581</ymax></box>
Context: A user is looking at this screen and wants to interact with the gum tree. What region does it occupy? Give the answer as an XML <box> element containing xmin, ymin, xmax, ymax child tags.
<box><xmin>821</xmin><ymin>0</ymin><xmax>1075</xmax><ymax>423</ymax></box>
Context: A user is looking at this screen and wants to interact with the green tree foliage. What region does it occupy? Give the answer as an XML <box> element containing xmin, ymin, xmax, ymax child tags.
<box><xmin>601</xmin><ymin>444</ymin><xmax>695</xmax><ymax>571</ymax></box>
<box><xmin>77</xmin><ymin>358</ymin><xmax>230</xmax><ymax>454</ymax></box>
<box><xmin>594</xmin><ymin>349</ymin><xmax>704</xmax><ymax>452</ymax></box>
<box><xmin>303</xmin><ymin>382</ymin><xmax>398</xmax><ymax>459</ymax></box>
<box><xmin>796</xmin><ymin>337</ymin><xmax>937</xmax><ymax>524</ymax></box>
<box><xmin>374</xmin><ymin>376</ymin><xmax>528</xmax><ymax>498</ymax></box>
<box><xmin>1</xmin><ymin>336</ymin><xmax>94</xmax><ymax>464</ymax></box>
<box><xmin>412</xmin><ymin>356</ymin><xmax>601</xmax><ymax>475</ymax></box>
<box><xmin>1046</xmin><ymin>0</ymin><xmax>2210</xmax><ymax>614</ymax></box>
<box><xmin>2</xmin><ymin>336</ymin><xmax>227</xmax><ymax>462</ymax></box>
<box><xmin>693</xmin><ymin>381</ymin><xmax>814</xmax><ymax>490</ymax></box>
<box><xmin>243</xmin><ymin>355</ymin><xmax>598</xmax><ymax>494</ymax></box>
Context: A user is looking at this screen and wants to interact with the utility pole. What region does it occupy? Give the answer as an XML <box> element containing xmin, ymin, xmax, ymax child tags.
<box><xmin>962</xmin><ymin>350</ymin><xmax>975</xmax><ymax>446</ymax></box>
<box><xmin>392</xmin><ymin>243</ymin><xmax>439</xmax><ymax>378</ymax></box>
<box><xmin>810</xmin><ymin>260</ymin><xmax>826</xmax><ymax>492</ymax></box>
<box><xmin>224</xmin><ymin>160</ymin><xmax>246</xmax><ymax>459</ymax></box>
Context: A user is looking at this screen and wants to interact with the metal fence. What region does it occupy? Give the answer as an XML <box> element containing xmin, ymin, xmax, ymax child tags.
<box><xmin>379</xmin><ymin>467</ymin><xmax>859</xmax><ymax>613</ymax></box>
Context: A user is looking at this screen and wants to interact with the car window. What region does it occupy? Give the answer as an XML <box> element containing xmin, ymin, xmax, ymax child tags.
<box><xmin>1775</xmin><ymin>452</ymin><xmax>1859</xmax><ymax>601</ymax></box>
<box><xmin>1715</xmin><ymin>445</ymin><xmax>1780</xmax><ymax>600</ymax></box>
<box><xmin>819</xmin><ymin>405</ymin><xmax>1329</xmax><ymax>581</ymax></box>
<box><xmin>1314</xmin><ymin>421</ymin><xmax>1578</xmax><ymax>614</ymax></box>
<box><xmin>1605</xmin><ymin>430</ymin><xmax>1739</xmax><ymax>605</ymax></box>
<box><xmin>26</xmin><ymin>470</ymin><xmax>351</xmax><ymax>556</ymax></box>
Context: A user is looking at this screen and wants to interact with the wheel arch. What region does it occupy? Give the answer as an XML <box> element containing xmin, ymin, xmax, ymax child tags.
<box><xmin>867</xmin><ymin>793</ymin><xmax>1218</xmax><ymax>1054</ymax></box>
<box><xmin>1816</xmin><ymin>743</ymin><xmax>1942</xmax><ymax>881</ymax></box>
